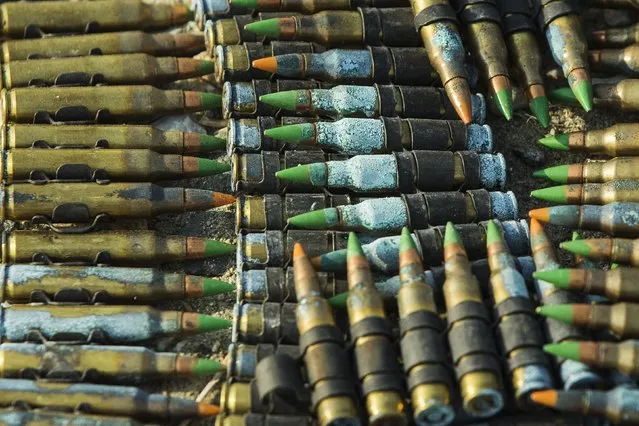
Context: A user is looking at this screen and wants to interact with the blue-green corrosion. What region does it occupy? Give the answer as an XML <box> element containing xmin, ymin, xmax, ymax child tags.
<box><xmin>467</xmin><ymin>124</ymin><xmax>493</xmax><ymax>152</ymax></box>
<box><xmin>306</xmin><ymin>50</ymin><xmax>372</xmax><ymax>82</ymax></box>
<box><xmin>479</xmin><ymin>153</ymin><xmax>507</xmax><ymax>189</ymax></box>
<box><xmin>316</xmin><ymin>118</ymin><xmax>384</xmax><ymax>154</ymax></box>
<box><xmin>333</xmin><ymin>198</ymin><xmax>409</xmax><ymax>232</ymax></box>
<box><xmin>489</xmin><ymin>191</ymin><xmax>518</xmax><ymax>221</ymax></box>
<box><xmin>310</xmin><ymin>86</ymin><xmax>378</xmax><ymax>118</ymax></box>
<box><xmin>326</xmin><ymin>155</ymin><xmax>398</xmax><ymax>191</ymax></box>
<box><xmin>222</xmin><ymin>82</ymin><xmax>255</xmax><ymax>119</ymax></box>
<box><xmin>228</xmin><ymin>118</ymin><xmax>261</xmax><ymax>153</ymax></box>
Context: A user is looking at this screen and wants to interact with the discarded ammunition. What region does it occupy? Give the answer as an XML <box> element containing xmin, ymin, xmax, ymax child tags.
<box><xmin>235</xmin><ymin>302</ymin><xmax>299</xmax><ymax>344</ymax></box>
<box><xmin>569</xmin><ymin>232</ymin><xmax>609</xmax><ymax>304</ymax></box>
<box><xmin>264</xmin><ymin>118</ymin><xmax>493</xmax><ymax>154</ymax></box>
<box><xmin>442</xmin><ymin>222</ymin><xmax>504</xmax><ymax>417</ymax></box>
<box><xmin>544</xmin><ymin>339</ymin><xmax>639</xmax><ymax>376</ymax></box>
<box><xmin>532</xmin><ymin>180</ymin><xmax>639</xmax><ymax>205</ymax></box>
<box><xmin>396</xmin><ymin>228</ymin><xmax>455</xmax><ymax>425</ymax></box>
<box><xmin>531</xmin><ymin>387</ymin><xmax>639</xmax><ymax>424</ymax></box>
<box><xmin>252</xmin><ymin>47</ymin><xmax>439</xmax><ymax>85</ymax></box>
<box><xmin>2</xmin><ymin>150</ymin><xmax>229</xmax><ymax>183</ymax></box>
<box><xmin>0</xmin><ymin>230</ymin><xmax>234</xmax><ymax>265</ymax></box>
<box><xmin>534</xmin><ymin>157</ymin><xmax>639</xmax><ymax>184</ymax></box>
<box><xmin>582</xmin><ymin>7</ymin><xmax>637</xmax><ymax>30</ymax></box>
<box><xmin>529</xmin><ymin>219</ymin><xmax>606</xmax><ymax>390</ymax></box>
<box><xmin>230</xmin><ymin>0</ymin><xmax>409</xmax><ymax>13</ymax></box>
<box><xmin>204</xmin><ymin>13</ymin><xmax>295</xmax><ymax>47</ymax></box>
<box><xmin>538</xmin><ymin>123</ymin><xmax>639</xmax><ymax>155</ymax></box>
<box><xmin>0</xmin><ymin>378</ymin><xmax>219</xmax><ymax>420</ymax></box>
<box><xmin>224</xmin><ymin>116</ymin><xmax>321</xmax><ymax>153</ymax></box>
<box><xmin>215</xmin><ymin>413</ymin><xmax>316</xmax><ymax>426</ymax></box>
<box><xmin>212</xmin><ymin>41</ymin><xmax>325</xmax><ymax>83</ymax></box>
<box><xmin>0</xmin><ymin>86</ymin><xmax>220</xmax><ymax>125</ymax></box>
<box><xmin>258</xmin><ymin>85</ymin><xmax>487</xmax><ymax>122</ymax></box>
<box><xmin>0</xmin><ymin>409</ymin><xmax>146</xmax><ymax>426</ymax></box>
<box><xmin>0</xmin><ymin>342</ymin><xmax>223</xmax><ymax>381</ymax></box>
<box><xmin>0</xmin><ymin>304</ymin><xmax>230</xmax><ymax>343</ymax></box>
<box><xmin>276</xmin><ymin>151</ymin><xmax>507</xmax><ymax>193</ymax></box>
<box><xmin>590</xmin><ymin>22</ymin><xmax>639</xmax><ymax>47</ymax></box>
<box><xmin>486</xmin><ymin>221</ymin><xmax>553</xmax><ymax>407</ymax></box>
<box><xmin>346</xmin><ymin>233</ymin><xmax>406</xmax><ymax>424</ymax></box>
<box><xmin>550</xmin><ymin>79</ymin><xmax>639</xmax><ymax>112</ymax></box>
<box><xmin>0</xmin><ymin>264</ymin><xmax>234</xmax><ymax>304</ymax></box>
<box><xmin>498</xmin><ymin>0</ymin><xmax>549</xmax><ymax>127</ymax></box>
<box><xmin>244</xmin><ymin>8</ymin><xmax>420</xmax><ymax>47</ymax></box>
<box><xmin>534</xmin><ymin>267</ymin><xmax>639</xmax><ymax>302</ymax></box>
<box><xmin>453</xmin><ymin>0</ymin><xmax>513</xmax><ymax>119</ymax></box>
<box><xmin>0</xmin><ymin>54</ymin><xmax>214</xmax><ymax>89</ymax></box>
<box><xmin>590</xmin><ymin>44</ymin><xmax>639</xmax><ymax>76</ymax></box>
<box><xmin>537</xmin><ymin>302</ymin><xmax>639</xmax><ymax>338</ymax></box>
<box><xmin>293</xmin><ymin>243</ymin><xmax>359</xmax><ymax>425</ymax></box>
<box><xmin>536</xmin><ymin>0</ymin><xmax>593</xmax><ymax>111</ymax></box>
<box><xmin>226</xmin><ymin>343</ymin><xmax>299</xmax><ymax>379</ymax></box>
<box><xmin>561</xmin><ymin>236</ymin><xmax>639</xmax><ymax>266</ymax></box>
<box><xmin>238</xmin><ymin>190</ymin><xmax>516</xmax><ymax>231</ymax></box>
<box><xmin>0</xmin><ymin>0</ymin><xmax>193</xmax><ymax>37</ymax></box>
<box><xmin>530</xmin><ymin>202</ymin><xmax>639</xmax><ymax>237</ymax></box>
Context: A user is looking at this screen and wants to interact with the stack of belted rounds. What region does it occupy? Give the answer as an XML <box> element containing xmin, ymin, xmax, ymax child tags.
<box><xmin>0</xmin><ymin>0</ymin><xmax>241</xmax><ymax>424</ymax></box>
<box><xmin>526</xmin><ymin>0</ymin><xmax>639</xmax><ymax>423</ymax></box>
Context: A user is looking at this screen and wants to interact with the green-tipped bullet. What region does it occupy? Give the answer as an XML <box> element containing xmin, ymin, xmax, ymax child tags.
<box><xmin>533</xmin><ymin>269</ymin><xmax>572</xmax><ymax>289</ymax></box>
<box><xmin>549</xmin><ymin>87</ymin><xmax>579</xmax><ymax>105</ymax></box>
<box><xmin>276</xmin><ymin>163</ymin><xmax>328</xmax><ymax>185</ymax></box>
<box><xmin>529</xmin><ymin>96</ymin><xmax>550</xmax><ymax>128</ymax></box>
<box><xmin>444</xmin><ymin>221</ymin><xmax>461</xmax><ymax>246</ymax></box>
<box><xmin>196</xmin><ymin>314</ymin><xmax>233</xmax><ymax>332</ymax></box>
<box><xmin>530</xmin><ymin>186</ymin><xmax>569</xmax><ymax>203</ymax></box>
<box><xmin>204</xmin><ymin>240</ymin><xmax>235</xmax><ymax>257</ymax></box>
<box><xmin>533</xmin><ymin>165</ymin><xmax>570</xmax><ymax>184</ymax></box>
<box><xmin>264</xmin><ymin>123</ymin><xmax>315</xmax><ymax>143</ymax></box>
<box><xmin>485</xmin><ymin>220</ymin><xmax>502</xmax><ymax>246</ymax></box>
<box><xmin>199</xmin><ymin>93</ymin><xmax>222</xmax><ymax>110</ymax></box>
<box><xmin>230</xmin><ymin>0</ymin><xmax>258</xmax><ymax>7</ymax></box>
<box><xmin>560</xmin><ymin>240</ymin><xmax>595</xmax><ymax>257</ymax></box>
<box><xmin>202</xmin><ymin>278</ymin><xmax>235</xmax><ymax>296</ymax></box>
<box><xmin>197</xmin><ymin>158</ymin><xmax>231</xmax><ymax>176</ymax></box>
<box><xmin>192</xmin><ymin>358</ymin><xmax>225</xmax><ymax>376</ymax></box>
<box><xmin>259</xmin><ymin>91</ymin><xmax>300</xmax><ymax>111</ymax></box>
<box><xmin>399</xmin><ymin>227</ymin><xmax>415</xmax><ymax>251</ymax></box>
<box><xmin>287</xmin><ymin>209</ymin><xmax>331</xmax><ymax>229</ymax></box>
<box><xmin>244</xmin><ymin>19</ymin><xmax>282</xmax><ymax>38</ymax></box>
<box><xmin>571</xmin><ymin>80</ymin><xmax>594</xmax><ymax>112</ymax></box>
<box><xmin>347</xmin><ymin>232</ymin><xmax>364</xmax><ymax>257</ymax></box>
<box><xmin>200</xmin><ymin>60</ymin><xmax>215</xmax><ymax>76</ymax></box>
<box><xmin>328</xmin><ymin>291</ymin><xmax>348</xmax><ymax>308</ymax></box>
<box><xmin>535</xmin><ymin>304</ymin><xmax>574</xmax><ymax>324</ymax></box>
<box><xmin>494</xmin><ymin>88</ymin><xmax>513</xmax><ymax>121</ymax></box>
<box><xmin>537</xmin><ymin>134</ymin><xmax>570</xmax><ymax>151</ymax></box>
<box><xmin>543</xmin><ymin>342</ymin><xmax>581</xmax><ymax>362</ymax></box>
<box><xmin>197</xmin><ymin>134</ymin><xmax>226</xmax><ymax>152</ymax></box>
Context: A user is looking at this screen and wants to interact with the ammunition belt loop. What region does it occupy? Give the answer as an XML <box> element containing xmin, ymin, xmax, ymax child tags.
<box><xmin>495</xmin><ymin>315</ymin><xmax>548</xmax><ymax>368</ymax></box>
<box><xmin>399</xmin><ymin>310</ymin><xmax>443</xmax><ymax>337</ymax></box>
<box><xmin>369</xmin><ymin>46</ymin><xmax>393</xmax><ymax>85</ymax></box>
<box><xmin>445</xmin><ymin>300</ymin><xmax>490</xmax><ymax>330</ymax></box>
<box><xmin>498</xmin><ymin>0</ymin><xmax>536</xmax><ymax>35</ymax></box>
<box><xmin>376</xmin><ymin>84</ymin><xmax>398</xmax><ymax>117</ymax></box>
<box><xmin>506</xmin><ymin>348</ymin><xmax>549</xmax><ymax>372</ymax></box>
<box><xmin>349</xmin><ymin>316</ymin><xmax>393</xmax><ymax>341</ymax></box>
<box><xmin>380</xmin><ymin>116</ymin><xmax>403</xmax><ymax>152</ymax></box>
<box><xmin>354</xmin><ymin>337</ymin><xmax>405</xmax><ymax>396</ymax></box>
<box><xmin>254</xmin><ymin>354</ymin><xmax>310</xmax><ymax>410</ymax></box>
<box><xmin>535</xmin><ymin>0</ymin><xmax>578</xmax><ymax>29</ymax></box>
<box><xmin>298</xmin><ymin>325</ymin><xmax>343</xmax><ymax>357</ymax></box>
<box><xmin>407</xmin><ymin>365</ymin><xmax>453</xmax><ymax>392</ymax></box>
<box><xmin>359</xmin><ymin>7</ymin><xmax>383</xmax><ymax>46</ymax></box>
<box><xmin>493</xmin><ymin>296</ymin><xmax>535</xmax><ymax>319</ymax></box>
<box><xmin>394</xmin><ymin>152</ymin><xmax>417</xmax><ymax>193</ymax></box>
<box><xmin>454</xmin><ymin>0</ymin><xmax>501</xmax><ymax>25</ymax></box>
<box><xmin>401</xmin><ymin>327</ymin><xmax>449</xmax><ymax>373</ymax></box>
<box><xmin>468</xmin><ymin>189</ymin><xmax>492</xmax><ymax>223</ymax></box>
<box><xmin>413</xmin><ymin>4</ymin><xmax>459</xmax><ymax>32</ymax></box>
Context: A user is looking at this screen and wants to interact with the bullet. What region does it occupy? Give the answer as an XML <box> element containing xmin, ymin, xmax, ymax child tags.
<box><xmin>530</xmin><ymin>202</ymin><xmax>639</xmax><ymax>237</ymax></box>
<box><xmin>544</xmin><ymin>339</ymin><xmax>639</xmax><ymax>376</ymax></box>
<box><xmin>1</xmin><ymin>31</ymin><xmax>204</xmax><ymax>63</ymax></box>
<box><xmin>585</xmin><ymin>0</ymin><xmax>639</xmax><ymax>8</ymax></box>
<box><xmin>0</xmin><ymin>182</ymin><xmax>234</xmax><ymax>223</ymax></box>
<box><xmin>252</xmin><ymin>47</ymin><xmax>439</xmax><ymax>85</ymax></box>
<box><xmin>529</xmin><ymin>219</ymin><xmax>606</xmax><ymax>390</ymax></box>
<box><xmin>531</xmin><ymin>388</ymin><xmax>639</xmax><ymax>424</ymax></box>
<box><xmin>0</xmin><ymin>264</ymin><xmax>234</xmax><ymax>304</ymax></box>
<box><xmin>286</xmin><ymin>191</ymin><xmax>517</xmax><ymax>232</ymax></box>
<box><xmin>498</xmin><ymin>0</ymin><xmax>549</xmax><ymax>127</ymax></box>
<box><xmin>396</xmin><ymin>228</ymin><xmax>455</xmax><ymax>426</ymax></box>
<box><xmin>582</xmin><ymin>7</ymin><xmax>637</xmax><ymax>31</ymax></box>
<box><xmin>536</xmin><ymin>0</ymin><xmax>593</xmax><ymax>111</ymax></box>
<box><xmin>453</xmin><ymin>0</ymin><xmax>513</xmax><ymax>120</ymax></box>
<box><xmin>293</xmin><ymin>243</ymin><xmax>359</xmax><ymax>426</ymax></box>
<box><xmin>259</xmin><ymin>85</ymin><xmax>487</xmax><ymax>123</ymax></box>
<box><xmin>230</xmin><ymin>0</ymin><xmax>409</xmax><ymax>13</ymax></box>
<box><xmin>442</xmin><ymin>222</ymin><xmax>504</xmax><ymax>417</ymax></box>
<box><xmin>590</xmin><ymin>23</ymin><xmax>639</xmax><ymax>47</ymax></box>
<box><xmin>0</xmin><ymin>86</ymin><xmax>221</xmax><ymax>125</ymax></box>
<box><xmin>569</xmin><ymin>231</ymin><xmax>603</xmax><ymax>280</ymax></box>
<box><xmin>0</xmin><ymin>230</ymin><xmax>234</xmax><ymax>265</ymax></box>
<box><xmin>226</xmin><ymin>343</ymin><xmax>299</xmax><ymax>380</ymax></box>
<box><xmin>212</xmin><ymin>41</ymin><xmax>325</xmax><ymax>83</ymax></box>
<box><xmin>0</xmin><ymin>0</ymin><xmax>193</xmax><ymax>37</ymax></box>
<box><xmin>1</xmin><ymin>150</ymin><xmax>229</xmax><ymax>183</ymax></box>
<box><xmin>264</xmin><ymin>118</ymin><xmax>493</xmax><ymax>154</ymax></box>
<box><xmin>0</xmin><ymin>342</ymin><xmax>224</xmax><ymax>381</ymax></box>
<box><xmin>533</xmin><ymin>267</ymin><xmax>639</xmax><ymax>302</ymax></box>
<box><xmin>549</xmin><ymin>79</ymin><xmax>639</xmax><ymax>112</ymax></box>
<box><xmin>224</xmin><ymin>116</ymin><xmax>323</xmax><ymax>153</ymax></box>
<box><xmin>235</xmin><ymin>302</ymin><xmax>299</xmax><ymax>344</ymax></box>
<box><xmin>345</xmin><ymin>233</ymin><xmax>407</xmax><ymax>424</ymax></box>
<box><xmin>0</xmin><ymin>54</ymin><xmax>214</xmax><ymax>89</ymax></box>
<box><xmin>532</xmin><ymin>180</ymin><xmax>639</xmax><ymax>205</ymax></box>
<box><xmin>589</xmin><ymin>44</ymin><xmax>639</xmax><ymax>77</ymax></box>
<box><xmin>537</xmin><ymin>302</ymin><xmax>639</xmax><ymax>338</ymax></box>
<box><xmin>0</xmin><ymin>379</ymin><xmax>219</xmax><ymax>420</ymax></box>
<box><xmin>276</xmin><ymin>151</ymin><xmax>507</xmax><ymax>193</ymax></box>
<box><xmin>486</xmin><ymin>220</ymin><xmax>554</xmax><ymax>407</ymax></box>
<box><xmin>243</xmin><ymin>8</ymin><xmax>421</xmax><ymax>47</ymax></box>
<box><xmin>0</xmin><ymin>304</ymin><xmax>231</xmax><ymax>343</ymax></box>
<box><xmin>204</xmin><ymin>13</ymin><xmax>297</xmax><ymax>47</ymax></box>
<box><xmin>537</xmin><ymin>123</ymin><xmax>639</xmax><ymax>156</ymax></box>
<box><xmin>561</xmin><ymin>236</ymin><xmax>639</xmax><ymax>266</ymax></box>
<box><xmin>534</xmin><ymin>157</ymin><xmax>639</xmax><ymax>184</ymax></box>
<box><xmin>0</xmin><ymin>410</ymin><xmax>146</xmax><ymax>426</ymax></box>
<box><xmin>309</xmin><ymin>220</ymin><xmax>531</xmax><ymax>273</ymax></box>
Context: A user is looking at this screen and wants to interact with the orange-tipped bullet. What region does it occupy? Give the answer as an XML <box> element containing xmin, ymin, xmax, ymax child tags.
<box><xmin>252</xmin><ymin>57</ymin><xmax>278</xmax><ymax>73</ymax></box>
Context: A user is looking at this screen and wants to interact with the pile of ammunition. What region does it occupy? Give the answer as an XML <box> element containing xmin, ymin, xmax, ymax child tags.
<box><xmin>0</xmin><ymin>0</ymin><xmax>637</xmax><ymax>424</ymax></box>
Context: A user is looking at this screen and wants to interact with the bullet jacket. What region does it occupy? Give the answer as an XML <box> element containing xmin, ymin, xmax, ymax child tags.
<box><xmin>0</xmin><ymin>54</ymin><xmax>214</xmax><ymax>89</ymax></box>
<box><xmin>0</xmin><ymin>0</ymin><xmax>192</xmax><ymax>37</ymax></box>
<box><xmin>1</xmin><ymin>31</ymin><xmax>205</xmax><ymax>63</ymax></box>
<box><xmin>539</xmin><ymin>123</ymin><xmax>639</xmax><ymax>156</ymax></box>
<box><xmin>532</xmin><ymin>202</ymin><xmax>639</xmax><ymax>237</ymax></box>
<box><xmin>0</xmin><ymin>85</ymin><xmax>220</xmax><ymax>125</ymax></box>
<box><xmin>534</xmin><ymin>180</ymin><xmax>639</xmax><ymax>205</ymax></box>
<box><xmin>561</xmin><ymin>237</ymin><xmax>639</xmax><ymax>266</ymax></box>
<box><xmin>0</xmin><ymin>264</ymin><xmax>232</xmax><ymax>304</ymax></box>
<box><xmin>0</xmin><ymin>409</ymin><xmax>146</xmax><ymax>426</ymax></box>
<box><xmin>0</xmin><ymin>230</ymin><xmax>234</xmax><ymax>265</ymax></box>
<box><xmin>1</xmin><ymin>124</ymin><xmax>225</xmax><ymax>154</ymax></box>
<box><xmin>226</xmin><ymin>343</ymin><xmax>299</xmax><ymax>380</ymax></box>
<box><xmin>537</xmin><ymin>157</ymin><xmax>639</xmax><ymax>184</ymax></box>
<box><xmin>553</xmin><ymin>79</ymin><xmax>639</xmax><ymax>111</ymax></box>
